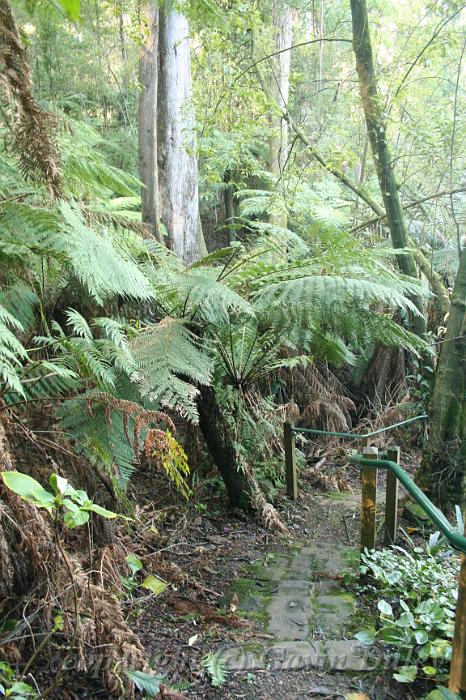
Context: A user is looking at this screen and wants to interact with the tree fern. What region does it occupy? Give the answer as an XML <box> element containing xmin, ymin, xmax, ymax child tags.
<box><xmin>130</xmin><ymin>319</ymin><xmax>212</xmax><ymax>421</ymax></box>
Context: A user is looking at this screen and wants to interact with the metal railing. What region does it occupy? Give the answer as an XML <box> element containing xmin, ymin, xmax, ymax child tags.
<box><xmin>283</xmin><ymin>416</ymin><xmax>466</xmax><ymax>694</ymax></box>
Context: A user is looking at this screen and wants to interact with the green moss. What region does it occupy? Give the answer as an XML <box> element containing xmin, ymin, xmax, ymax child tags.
<box><xmin>343</xmin><ymin>547</ymin><xmax>360</xmax><ymax>569</ymax></box>
<box><xmin>325</xmin><ymin>492</ymin><xmax>347</xmax><ymax>500</ymax></box>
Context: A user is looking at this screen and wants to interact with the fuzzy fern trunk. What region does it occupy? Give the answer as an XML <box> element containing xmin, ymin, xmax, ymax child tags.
<box><xmin>138</xmin><ymin>2</ymin><xmax>159</xmax><ymax>238</ymax></box>
<box><xmin>268</xmin><ymin>0</ymin><xmax>292</xmax><ymax>228</ymax></box>
<box><xmin>350</xmin><ymin>0</ymin><xmax>425</xmax><ymax>337</ymax></box>
<box><xmin>197</xmin><ymin>384</ymin><xmax>253</xmax><ymax>510</ymax></box>
<box><xmin>417</xmin><ymin>247</ymin><xmax>466</xmax><ymax>508</ymax></box>
<box><xmin>157</xmin><ymin>9</ymin><xmax>207</xmax><ymax>263</ymax></box>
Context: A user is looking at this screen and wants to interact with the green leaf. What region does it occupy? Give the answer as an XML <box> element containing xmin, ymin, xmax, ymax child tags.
<box><xmin>57</xmin><ymin>0</ymin><xmax>80</xmax><ymax>20</ymax></box>
<box><xmin>424</xmin><ymin>689</ymin><xmax>461</xmax><ymax>700</ymax></box>
<box><xmin>63</xmin><ymin>508</ymin><xmax>90</xmax><ymax>529</ymax></box>
<box><xmin>49</xmin><ymin>473</ymin><xmax>68</xmax><ymax>496</ymax></box>
<box><xmin>2</xmin><ymin>472</ymin><xmax>55</xmax><ymax>510</ymax></box>
<box><xmin>395</xmin><ymin>611</ymin><xmax>415</xmax><ymax>628</ymax></box>
<box><xmin>422</xmin><ymin>665</ymin><xmax>438</xmax><ymax>676</ymax></box>
<box><xmin>376</xmin><ymin>625</ymin><xmax>407</xmax><ymax>644</ymax></box>
<box><xmin>126</xmin><ymin>554</ymin><xmax>143</xmax><ymax>576</ymax></box>
<box><xmin>85</xmin><ymin>503</ymin><xmax>119</xmax><ymax>519</ymax></box>
<box><xmin>125</xmin><ymin>670</ymin><xmax>164</xmax><ymax>697</ymax></box>
<box><xmin>377</xmin><ymin>599</ymin><xmax>393</xmax><ymax>617</ymax></box>
<box><xmin>354</xmin><ymin>629</ymin><xmax>376</xmax><ymax>646</ymax></box>
<box><xmin>393</xmin><ymin>665</ymin><xmax>417</xmax><ymax>683</ymax></box>
<box><xmin>414</xmin><ymin>630</ymin><xmax>429</xmax><ymax>645</ymax></box>
<box><xmin>142</xmin><ymin>575</ymin><xmax>167</xmax><ymax>596</ymax></box>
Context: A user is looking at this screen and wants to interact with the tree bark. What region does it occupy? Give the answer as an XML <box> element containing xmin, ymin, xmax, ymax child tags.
<box><xmin>138</xmin><ymin>2</ymin><xmax>160</xmax><ymax>239</ymax></box>
<box><xmin>269</xmin><ymin>0</ymin><xmax>292</xmax><ymax>228</ymax></box>
<box><xmin>349</xmin><ymin>0</ymin><xmax>426</xmax><ymax>337</ymax></box>
<box><xmin>417</xmin><ymin>247</ymin><xmax>466</xmax><ymax>508</ymax></box>
<box><xmin>157</xmin><ymin>9</ymin><xmax>207</xmax><ymax>263</ymax></box>
<box><xmin>223</xmin><ymin>169</ymin><xmax>236</xmax><ymax>244</ymax></box>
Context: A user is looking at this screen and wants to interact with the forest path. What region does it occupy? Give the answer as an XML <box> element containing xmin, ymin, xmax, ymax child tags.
<box><xmin>213</xmin><ymin>491</ymin><xmax>387</xmax><ymax>699</ymax></box>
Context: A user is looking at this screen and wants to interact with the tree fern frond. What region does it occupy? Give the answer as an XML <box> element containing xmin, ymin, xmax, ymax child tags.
<box><xmin>156</xmin><ymin>267</ymin><xmax>253</xmax><ymax>323</ymax></box>
<box><xmin>253</xmin><ymin>275</ymin><xmax>423</xmax><ymax>320</ymax></box>
<box><xmin>0</xmin><ymin>282</ymin><xmax>39</xmax><ymax>331</ymax></box>
<box><xmin>58</xmin><ymin>396</ymin><xmax>137</xmax><ymax>490</ymax></box>
<box><xmin>59</xmin><ymin>201</ymin><xmax>154</xmax><ymax>304</ymax></box>
<box><xmin>130</xmin><ymin>319</ymin><xmax>212</xmax><ymax>421</ymax></box>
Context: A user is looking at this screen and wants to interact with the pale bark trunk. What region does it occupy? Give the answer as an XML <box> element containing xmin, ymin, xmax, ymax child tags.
<box><xmin>417</xmin><ymin>247</ymin><xmax>466</xmax><ymax>508</ymax></box>
<box><xmin>350</xmin><ymin>0</ymin><xmax>426</xmax><ymax>337</ymax></box>
<box><xmin>269</xmin><ymin>0</ymin><xmax>292</xmax><ymax>228</ymax></box>
<box><xmin>157</xmin><ymin>10</ymin><xmax>207</xmax><ymax>263</ymax></box>
<box><xmin>138</xmin><ymin>2</ymin><xmax>159</xmax><ymax>239</ymax></box>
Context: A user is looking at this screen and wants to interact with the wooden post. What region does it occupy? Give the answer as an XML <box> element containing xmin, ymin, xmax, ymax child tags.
<box><xmin>360</xmin><ymin>444</ymin><xmax>378</xmax><ymax>552</ymax></box>
<box><xmin>449</xmin><ymin>521</ymin><xmax>466</xmax><ymax>697</ymax></box>
<box><xmin>284</xmin><ymin>421</ymin><xmax>297</xmax><ymax>500</ymax></box>
<box><xmin>384</xmin><ymin>446</ymin><xmax>400</xmax><ymax>546</ymax></box>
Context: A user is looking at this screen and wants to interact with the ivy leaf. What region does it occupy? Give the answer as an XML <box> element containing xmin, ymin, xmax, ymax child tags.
<box><xmin>393</xmin><ymin>665</ymin><xmax>417</xmax><ymax>683</ymax></box>
<box><xmin>377</xmin><ymin>599</ymin><xmax>393</xmax><ymax>617</ymax></box>
<box><xmin>414</xmin><ymin>630</ymin><xmax>429</xmax><ymax>645</ymax></box>
<box><xmin>354</xmin><ymin>629</ymin><xmax>375</xmax><ymax>646</ymax></box>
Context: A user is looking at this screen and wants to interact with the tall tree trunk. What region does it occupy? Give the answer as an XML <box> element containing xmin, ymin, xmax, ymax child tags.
<box><xmin>268</xmin><ymin>0</ymin><xmax>292</xmax><ymax>228</ymax></box>
<box><xmin>417</xmin><ymin>247</ymin><xmax>466</xmax><ymax>508</ymax></box>
<box><xmin>138</xmin><ymin>2</ymin><xmax>159</xmax><ymax>239</ymax></box>
<box><xmin>157</xmin><ymin>9</ymin><xmax>207</xmax><ymax>263</ymax></box>
<box><xmin>223</xmin><ymin>169</ymin><xmax>236</xmax><ymax>244</ymax></box>
<box><xmin>349</xmin><ymin>0</ymin><xmax>426</xmax><ymax>337</ymax></box>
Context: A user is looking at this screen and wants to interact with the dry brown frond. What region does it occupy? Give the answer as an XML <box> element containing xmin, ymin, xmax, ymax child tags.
<box><xmin>0</xmin><ymin>0</ymin><xmax>61</xmax><ymax>197</ymax></box>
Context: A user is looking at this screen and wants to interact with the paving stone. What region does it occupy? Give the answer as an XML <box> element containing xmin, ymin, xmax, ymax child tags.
<box><xmin>267</xmin><ymin>640</ymin><xmax>380</xmax><ymax>671</ymax></box>
<box><xmin>219</xmin><ymin>647</ymin><xmax>265</xmax><ymax>671</ymax></box>
<box><xmin>267</xmin><ymin>590</ymin><xmax>313</xmax><ymax>641</ymax></box>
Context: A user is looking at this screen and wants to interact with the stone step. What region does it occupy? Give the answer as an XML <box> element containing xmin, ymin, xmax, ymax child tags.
<box><xmin>220</xmin><ymin>639</ymin><xmax>381</xmax><ymax>672</ymax></box>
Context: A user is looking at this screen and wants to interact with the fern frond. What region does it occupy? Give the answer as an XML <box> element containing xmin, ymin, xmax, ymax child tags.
<box><xmin>155</xmin><ymin>267</ymin><xmax>253</xmax><ymax>323</ymax></box>
<box><xmin>59</xmin><ymin>201</ymin><xmax>154</xmax><ymax>304</ymax></box>
<box><xmin>130</xmin><ymin>319</ymin><xmax>212</xmax><ymax>421</ymax></box>
<box><xmin>253</xmin><ymin>275</ymin><xmax>423</xmax><ymax>320</ymax></box>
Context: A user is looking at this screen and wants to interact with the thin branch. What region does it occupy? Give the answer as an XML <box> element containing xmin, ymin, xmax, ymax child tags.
<box><xmin>350</xmin><ymin>187</ymin><xmax>466</xmax><ymax>234</ymax></box>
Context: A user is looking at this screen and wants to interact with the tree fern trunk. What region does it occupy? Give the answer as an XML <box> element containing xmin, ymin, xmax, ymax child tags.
<box><xmin>350</xmin><ymin>0</ymin><xmax>426</xmax><ymax>337</ymax></box>
<box><xmin>157</xmin><ymin>9</ymin><xmax>207</xmax><ymax>263</ymax></box>
<box><xmin>197</xmin><ymin>384</ymin><xmax>253</xmax><ymax>510</ymax></box>
<box><xmin>417</xmin><ymin>247</ymin><xmax>466</xmax><ymax>508</ymax></box>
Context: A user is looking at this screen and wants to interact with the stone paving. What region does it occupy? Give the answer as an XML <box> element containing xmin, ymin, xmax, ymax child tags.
<box><xmin>220</xmin><ymin>540</ymin><xmax>382</xmax><ymax>673</ymax></box>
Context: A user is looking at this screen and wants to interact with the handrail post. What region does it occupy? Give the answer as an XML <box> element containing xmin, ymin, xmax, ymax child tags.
<box><xmin>360</xmin><ymin>444</ymin><xmax>378</xmax><ymax>552</ymax></box>
<box><xmin>284</xmin><ymin>422</ymin><xmax>297</xmax><ymax>500</ymax></box>
<box><xmin>449</xmin><ymin>521</ymin><xmax>466</xmax><ymax>696</ymax></box>
<box><xmin>384</xmin><ymin>446</ymin><xmax>400</xmax><ymax>545</ymax></box>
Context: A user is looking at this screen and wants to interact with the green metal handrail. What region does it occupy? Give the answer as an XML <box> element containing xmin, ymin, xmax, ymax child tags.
<box><xmin>291</xmin><ymin>413</ymin><xmax>427</xmax><ymax>439</ymax></box>
<box><xmin>349</xmin><ymin>454</ymin><xmax>466</xmax><ymax>554</ymax></box>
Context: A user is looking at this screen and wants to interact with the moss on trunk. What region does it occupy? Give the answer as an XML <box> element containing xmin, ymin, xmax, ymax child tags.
<box><xmin>417</xmin><ymin>248</ymin><xmax>465</xmax><ymax>507</ymax></box>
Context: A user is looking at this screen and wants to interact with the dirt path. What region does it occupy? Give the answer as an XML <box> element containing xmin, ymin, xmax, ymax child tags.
<box><xmin>133</xmin><ymin>481</ymin><xmax>401</xmax><ymax>699</ymax></box>
<box><xmin>205</xmin><ymin>491</ymin><xmax>389</xmax><ymax>699</ymax></box>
